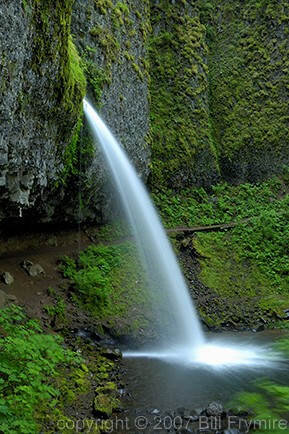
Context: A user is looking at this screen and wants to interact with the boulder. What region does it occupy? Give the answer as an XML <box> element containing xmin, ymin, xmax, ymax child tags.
<box><xmin>93</xmin><ymin>393</ymin><xmax>120</xmax><ymax>419</ymax></box>
<box><xmin>205</xmin><ymin>402</ymin><xmax>223</xmax><ymax>417</ymax></box>
<box><xmin>22</xmin><ymin>261</ymin><xmax>45</xmax><ymax>276</ymax></box>
<box><xmin>1</xmin><ymin>271</ymin><xmax>14</xmax><ymax>285</ymax></box>
<box><xmin>26</xmin><ymin>263</ymin><xmax>46</xmax><ymax>277</ymax></box>
<box><xmin>0</xmin><ymin>289</ymin><xmax>18</xmax><ymax>307</ymax></box>
<box><xmin>101</xmin><ymin>348</ymin><xmax>122</xmax><ymax>361</ymax></box>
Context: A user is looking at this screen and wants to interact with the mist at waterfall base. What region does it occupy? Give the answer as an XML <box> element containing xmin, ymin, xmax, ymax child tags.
<box><xmin>83</xmin><ymin>99</ymin><xmax>280</xmax><ymax>369</ymax></box>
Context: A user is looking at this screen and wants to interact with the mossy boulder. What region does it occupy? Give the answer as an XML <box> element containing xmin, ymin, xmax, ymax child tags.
<box><xmin>93</xmin><ymin>381</ymin><xmax>120</xmax><ymax>418</ymax></box>
<box><xmin>93</xmin><ymin>394</ymin><xmax>120</xmax><ymax>419</ymax></box>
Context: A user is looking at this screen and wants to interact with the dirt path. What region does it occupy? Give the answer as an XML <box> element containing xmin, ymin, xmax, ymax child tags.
<box><xmin>0</xmin><ymin>227</ymin><xmax>91</xmax><ymax>317</ymax></box>
<box><xmin>0</xmin><ymin>217</ymin><xmax>250</xmax><ymax>319</ymax></box>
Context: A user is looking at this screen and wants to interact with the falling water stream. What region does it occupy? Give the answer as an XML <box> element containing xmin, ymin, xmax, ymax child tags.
<box><xmin>83</xmin><ymin>99</ymin><xmax>280</xmax><ymax>368</ymax></box>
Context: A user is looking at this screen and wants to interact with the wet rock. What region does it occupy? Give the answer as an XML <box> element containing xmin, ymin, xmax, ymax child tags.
<box><xmin>195</xmin><ymin>408</ymin><xmax>207</xmax><ymax>416</ymax></box>
<box><xmin>73</xmin><ymin>328</ymin><xmax>106</xmax><ymax>343</ymax></box>
<box><xmin>101</xmin><ymin>348</ymin><xmax>122</xmax><ymax>361</ymax></box>
<box><xmin>151</xmin><ymin>408</ymin><xmax>160</xmax><ymax>414</ymax></box>
<box><xmin>176</xmin><ymin>407</ymin><xmax>186</xmax><ymax>416</ymax></box>
<box><xmin>183</xmin><ymin>409</ymin><xmax>199</xmax><ymax>422</ymax></box>
<box><xmin>0</xmin><ymin>289</ymin><xmax>18</xmax><ymax>307</ymax></box>
<box><xmin>5</xmin><ymin>294</ymin><xmax>18</xmax><ymax>302</ymax></box>
<box><xmin>223</xmin><ymin>429</ymin><xmax>242</xmax><ymax>434</ymax></box>
<box><xmin>177</xmin><ymin>428</ymin><xmax>195</xmax><ymax>434</ymax></box>
<box><xmin>93</xmin><ymin>394</ymin><xmax>114</xmax><ymax>418</ymax></box>
<box><xmin>251</xmin><ymin>324</ymin><xmax>264</xmax><ymax>332</ymax></box>
<box><xmin>1</xmin><ymin>271</ymin><xmax>14</xmax><ymax>285</ymax></box>
<box><xmin>227</xmin><ymin>407</ymin><xmax>250</xmax><ymax>418</ymax></box>
<box><xmin>205</xmin><ymin>402</ymin><xmax>223</xmax><ymax>417</ymax></box>
<box><xmin>22</xmin><ymin>261</ymin><xmax>45</xmax><ymax>276</ymax></box>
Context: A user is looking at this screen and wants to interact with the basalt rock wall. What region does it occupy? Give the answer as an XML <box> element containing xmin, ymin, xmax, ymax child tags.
<box><xmin>0</xmin><ymin>1</ymin><xmax>85</xmax><ymax>223</ymax></box>
<box><xmin>0</xmin><ymin>0</ymin><xmax>288</xmax><ymax>224</ymax></box>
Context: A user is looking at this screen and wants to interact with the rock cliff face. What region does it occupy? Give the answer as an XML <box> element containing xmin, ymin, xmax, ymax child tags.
<box><xmin>206</xmin><ymin>0</ymin><xmax>289</xmax><ymax>184</ymax></box>
<box><xmin>71</xmin><ymin>0</ymin><xmax>151</xmax><ymax>220</ymax></box>
<box><xmin>0</xmin><ymin>1</ymin><xmax>85</xmax><ymax>222</ymax></box>
<box><xmin>0</xmin><ymin>0</ymin><xmax>150</xmax><ymax>223</ymax></box>
<box><xmin>148</xmin><ymin>0</ymin><xmax>289</xmax><ymax>189</ymax></box>
<box><xmin>148</xmin><ymin>0</ymin><xmax>220</xmax><ymax>190</ymax></box>
<box><xmin>0</xmin><ymin>0</ymin><xmax>288</xmax><ymax>223</ymax></box>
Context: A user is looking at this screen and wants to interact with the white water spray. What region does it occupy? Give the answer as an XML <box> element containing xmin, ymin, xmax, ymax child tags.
<box><xmin>83</xmin><ymin>99</ymin><xmax>278</xmax><ymax>368</ymax></box>
<box><xmin>84</xmin><ymin>99</ymin><xmax>204</xmax><ymax>351</ymax></box>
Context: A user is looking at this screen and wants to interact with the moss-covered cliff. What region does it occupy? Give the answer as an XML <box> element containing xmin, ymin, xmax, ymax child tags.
<box><xmin>0</xmin><ymin>0</ymin><xmax>85</xmax><ymax>221</ymax></box>
<box><xmin>71</xmin><ymin>0</ymin><xmax>151</xmax><ymax>220</ymax></box>
<box><xmin>148</xmin><ymin>0</ymin><xmax>289</xmax><ymax>190</ymax></box>
<box><xmin>206</xmin><ymin>0</ymin><xmax>289</xmax><ymax>184</ymax></box>
<box><xmin>1</xmin><ymin>0</ymin><xmax>289</xmax><ymax>223</ymax></box>
<box><xmin>148</xmin><ymin>0</ymin><xmax>219</xmax><ymax>190</ymax></box>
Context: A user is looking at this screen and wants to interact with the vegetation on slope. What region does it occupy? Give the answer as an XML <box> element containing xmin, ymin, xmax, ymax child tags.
<box><xmin>61</xmin><ymin>242</ymin><xmax>152</xmax><ymax>339</ymax></box>
<box><xmin>152</xmin><ymin>170</ymin><xmax>289</xmax><ymax>328</ymax></box>
<box><xmin>0</xmin><ymin>305</ymin><xmax>81</xmax><ymax>433</ymax></box>
<box><xmin>0</xmin><ymin>301</ymin><xmax>122</xmax><ymax>433</ymax></box>
<box><xmin>232</xmin><ymin>338</ymin><xmax>289</xmax><ymax>434</ymax></box>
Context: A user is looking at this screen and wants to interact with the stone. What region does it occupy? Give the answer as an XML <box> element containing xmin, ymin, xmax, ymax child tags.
<box><xmin>22</xmin><ymin>262</ymin><xmax>45</xmax><ymax>277</ymax></box>
<box><xmin>151</xmin><ymin>408</ymin><xmax>160</xmax><ymax>414</ymax></box>
<box><xmin>1</xmin><ymin>271</ymin><xmax>14</xmax><ymax>285</ymax></box>
<box><xmin>0</xmin><ymin>175</ymin><xmax>6</xmax><ymax>187</ymax></box>
<box><xmin>0</xmin><ymin>153</ymin><xmax>8</xmax><ymax>165</ymax></box>
<box><xmin>181</xmin><ymin>238</ymin><xmax>193</xmax><ymax>248</ymax></box>
<box><xmin>0</xmin><ymin>289</ymin><xmax>6</xmax><ymax>307</ymax></box>
<box><xmin>205</xmin><ymin>402</ymin><xmax>223</xmax><ymax>417</ymax></box>
<box><xmin>176</xmin><ymin>407</ymin><xmax>186</xmax><ymax>416</ymax></box>
<box><xmin>5</xmin><ymin>294</ymin><xmax>18</xmax><ymax>302</ymax></box>
<box><xmin>183</xmin><ymin>411</ymin><xmax>199</xmax><ymax>422</ymax></box>
<box><xmin>251</xmin><ymin>323</ymin><xmax>264</xmax><ymax>332</ymax></box>
<box><xmin>223</xmin><ymin>429</ymin><xmax>242</xmax><ymax>434</ymax></box>
<box><xmin>27</xmin><ymin>263</ymin><xmax>45</xmax><ymax>277</ymax></box>
<box><xmin>101</xmin><ymin>348</ymin><xmax>122</xmax><ymax>361</ymax></box>
<box><xmin>0</xmin><ymin>289</ymin><xmax>17</xmax><ymax>307</ymax></box>
<box><xmin>93</xmin><ymin>394</ymin><xmax>115</xmax><ymax>419</ymax></box>
<box><xmin>21</xmin><ymin>260</ymin><xmax>33</xmax><ymax>270</ymax></box>
<box><xmin>177</xmin><ymin>428</ymin><xmax>195</xmax><ymax>434</ymax></box>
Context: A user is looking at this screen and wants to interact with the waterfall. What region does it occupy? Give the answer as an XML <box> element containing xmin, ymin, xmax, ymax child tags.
<box><xmin>83</xmin><ymin>99</ymin><xmax>205</xmax><ymax>352</ymax></box>
<box><xmin>83</xmin><ymin>99</ymin><xmax>277</xmax><ymax>367</ymax></box>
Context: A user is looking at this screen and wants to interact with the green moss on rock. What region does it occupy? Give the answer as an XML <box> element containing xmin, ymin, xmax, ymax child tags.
<box><xmin>26</xmin><ymin>0</ymin><xmax>87</xmax><ymax>191</ymax></box>
<box><xmin>148</xmin><ymin>0</ymin><xmax>219</xmax><ymax>191</ymax></box>
<box><xmin>201</xmin><ymin>0</ymin><xmax>289</xmax><ymax>183</ymax></box>
<box><xmin>148</xmin><ymin>0</ymin><xmax>289</xmax><ymax>191</ymax></box>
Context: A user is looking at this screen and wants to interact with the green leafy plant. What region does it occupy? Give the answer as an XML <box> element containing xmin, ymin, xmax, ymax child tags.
<box><xmin>61</xmin><ymin>242</ymin><xmax>151</xmax><ymax>337</ymax></box>
<box><xmin>232</xmin><ymin>338</ymin><xmax>289</xmax><ymax>433</ymax></box>
<box><xmin>43</xmin><ymin>297</ymin><xmax>67</xmax><ymax>323</ymax></box>
<box><xmin>152</xmin><ymin>172</ymin><xmax>289</xmax><ymax>326</ymax></box>
<box><xmin>61</xmin><ymin>244</ymin><xmax>119</xmax><ymax>310</ymax></box>
<box><xmin>0</xmin><ymin>305</ymin><xmax>81</xmax><ymax>433</ymax></box>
